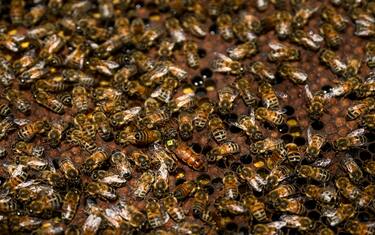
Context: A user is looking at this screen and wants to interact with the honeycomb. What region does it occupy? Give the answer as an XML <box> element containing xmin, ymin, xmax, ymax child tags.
<box><xmin>0</xmin><ymin>0</ymin><xmax>374</xmax><ymax>234</ymax></box>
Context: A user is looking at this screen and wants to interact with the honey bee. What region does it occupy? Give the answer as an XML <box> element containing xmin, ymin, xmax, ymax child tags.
<box><xmin>59</xmin><ymin>158</ymin><xmax>80</xmax><ymax>184</ymax></box>
<box><xmin>268</xmin><ymin>42</ymin><xmax>300</xmax><ymax>62</ymax></box>
<box><xmin>17</xmin><ymin>120</ymin><xmax>50</xmax><ymax>142</ymax></box>
<box><xmin>335</xmin><ymin>176</ymin><xmax>360</xmax><ymax>200</ymax></box>
<box><xmin>267</xmin><ymin>184</ymin><xmax>297</xmax><ymax>202</ymax></box>
<box><xmin>0</xmin><ymin>34</ymin><xmax>19</xmax><ymax>52</ymax></box>
<box><xmin>39</xmin><ymin>34</ymin><xmax>65</xmax><ymax>58</ymax></box>
<box><xmin>208</xmin><ymin>116</ymin><xmax>227</xmax><ymax>143</ymax></box>
<box><xmin>267</xmin><ymin>165</ymin><xmax>294</xmax><ymax>187</ymax></box>
<box><xmin>12</xmin><ymin>49</ymin><xmax>37</xmax><ymax>74</ymax></box>
<box><xmin>274</xmin><ymin>197</ymin><xmax>306</xmax><ymax>215</ymax></box>
<box><xmin>82</xmin><ymin>148</ymin><xmax>109</xmax><ymax>174</ymax></box>
<box><xmin>251</xmin><ymin>138</ymin><xmax>286</xmax><ymax>155</ymax></box>
<box><xmin>3</xmin><ymin>164</ymin><xmax>28</xmax><ymax>190</ymax></box>
<box><xmin>114</xmin><ymin>64</ymin><xmax>138</xmax><ymax>86</ymax></box>
<box><xmin>222</xmin><ymin>172</ymin><xmax>239</xmax><ymax>199</ymax></box>
<box><xmin>249</xmin><ymin>61</ymin><xmax>275</xmax><ymax>82</ymax></box>
<box><xmin>87</xmin><ymin>58</ymin><xmax>119</xmax><ymax>77</ymax></box>
<box><xmin>357</xmin><ymin>184</ymin><xmax>375</xmax><ymax>207</ymax></box>
<box><xmin>0</xmin><ymin>59</ymin><xmax>15</xmax><ymax>87</ymax></box>
<box><xmin>255</xmin><ymin>107</ymin><xmax>286</xmax><ymax>126</ymax></box>
<box><xmin>285</xmin><ymin>143</ymin><xmax>302</xmax><ymax>165</ymax></box>
<box><xmin>342</xmin><ymin>157</ymin><xmax>363</xmax><ymax>182</ymax></box>
<box><xmin>344</xmin><ymin>57</ymin><xmax>362</xmax><ymax>78</ymax></box>
<box><xmin>347</xmin><ymin>97</ymin><xmax>375</xmax><ymax>120</ymax></box>
<box><xmin>137</xmin><ymin>27</ymin><xmax>164</xmax><ymax>51</ymax></box>
<box><xmin>322</xmin><ymin>6</ymin><xmax>348</xmax><ymax>31</ymax></box>
<box><xmin>305</xmin><ymin>85</ymin><xmax>332</xmax><ymax>120</ymax></box>
<box><xmin>278</xmin><ymin>63</ymin><xmax>308</xmax><ymax>84</ymax></box>
<box><xmin>16</xmin><ymin>155</ymin><xmax>48</xmax><ymax>171</ymax></box>
<box><xmin>134</xmin><ymin>170</ymin><xmax>155</xmax><ymax>199</ymax></box>
<box><xmin>92</xmin><ymin>111</ymin><xmax>112</xmax><ymax>141</ymax></box>
<box><xmin>96</xmin><ymin>34</ymin><xmax>127</xmax><ymax>58</ymax></box>
<box><xmin>173</xmin><ymin>180</ymin><xmax>196</xmax><ymax>201</ymax></box>
<box><xmin>158</xmin><ymin>40</ymin><xmax>175</xmax><ymax>59</ymax></box>
<box><xmin>306</xmin><ymin>127</ymin><xmax>326</xmax><ymax>160</ymax></box>
<box><xmin>27</xmin><ymin>22</ymin><xmax>56</xmax><ymax>39</ymax></box>
<box><xmin>232</xmin><ymin>19</ymin><xmax>257</xmax><ymax>43</ymax></box>
<box><xmin>0</xmin><ymin>101</ymin><xmax>10</xmax><ymax>117</ymax></box>
<box><xmin>153</xmin><ymin>164</ymin><xmax>169</xmax><ymax>198</ymax></box>
<box><xmin>208</xmin><ymin>141</ymin><xmax>240</xmax><ymax>162</ymax></box>
<box><xmin>330</xmin><ymin>76</ymin><xmax>362</xmax><ymax>97</ymax></box>
<box><xmin>319</xmin><ymin>48</ymin><xmax>347</xmax><ymax>75</ymax></box>
<box><xmin>333</xmin><ymin>128</ymin><xmax>367</xmax><ymax>150</ymax></box>
<box><xmin>191</xmin><ymin>189</ymin><xmax>209</xmax><ymax>218</ymax></box>
<box><xmin>356</xmin><ymin>73</ymin><xmax>375</xmax><ymax>98</ymax></box>
<box><xmin>167</xmin><ymin>139</ymin><xmax>207</xmax><ymax>171</ymax></box>
<box><xmin>165</xmin><ymin>17</ymin><xmax>186</xmax><ymax>43</ymax></box>
<box><xmin>323</xmin><ymin>203</ymin><xmax>356</xmax><ymax>226</ymax></box>
<box><xmin>0</xmin><ymin>196</ymin><xmax>17</xmax><ymax>213</ymax></box>
<box><xmin>216</xmin><ymin>14</ymin><xmax>234</xmax><ymax>41</ymax></box>
<box><xmin>39</xmin><ymin>170</ymin><xmax>65</xmax><ymax>189</ymax></box>
<box><xmin>242</xmin><ymin>194</ymin><xmax>267</xmax><ymax>222</ymax></box>
<box><xmin>354</xmin><ymin>18</ymin><xmax>375</xmax><ymax>37</ymax></box>
<box><xmin>5</xmin><ymin>89</ymin><xmax>31</xmax><ymax>115</ymax></box>
<box><xmin>320</xmin><ymin>23</ymin><xmax>342</xmax><ymax>49</ymax></box>
<box><xmin>217</xmin><ymin>86</ymin><xmax>238</xmax><ymax>115</ymax></box>
<box><xmin>62</xmin><ymin>69</ymin><xmax>95</xmax><ymax>87</ymax></box>
<box><xmin>253</xmin><ymin>221</ymin><xmax>287</xmax><ymax>235</ymax></box>
<box><xmin>298</xmin><ymin>165</ymin><xmax>331</xmax><ymax>182</ymax></box>
<box><xmin>215</xmin><ymin>197</ymin><xmax>247</xmax><ymax>215</ymax></box>
<box><xmin>61</xmin><ymin>189</ymin><xmax>80</xmax><ymax>222</ymax></box>
<box><xmin>211</xmin><ymin>52</ymin><xmax>244</xmax><ymax>75</ymax></box>
<box><xmin>65</xmin><ymin>43</ymin><xmax>90</xmax><ymax>69</ymax></box>
<box><xmin>152</xmin><ymin>144</ymin><xmax>177</xmax><ymax>173</ymax></box>
<box><xmin>227</xmin><ymin>41</ymin><xmax>257</xmax><ymax>61</ymax></box>
<box><xmin>281</xmin><ymin>215</ymin><xmax>315</xmax><ymax>231</ymax></box>
<box><xmin>345</xmin><ymin>220</ymin><xmax>375</xmax><ymax>235</ymax></box>
<box><xmin>19</xmin><ymin>61</ymin><xmax>47</xmax><ymax>85</ymax></box>
<box><xmin>0</xmin><ymin>117</ymin><xmax>16</xmax><ymax>140</ymax></box>
<box><xmin>236</xmin><ymin>165</ymin><xmax>267</xmax><ymax>192</ymax></box>
<box><xmin>117</xmin><ymin>201</ymin><xmax>146</xmax><ymax>229</ymax></box>
<box><xmin>258</xmin><ymin>82</ymin><xmax>280</xmax><ymax>110</ymax></box>
<box><xmin>182</xmin><ymin>40</ymin><xmax>200</xmax><ymax>68</ymax></box>
<box><xmin>123</xmin><ymin>128</ymin><xmax>162</xmax><ymax>146</ymax></box>
<box><xmin>293</xmin><ymin>6</ymin><xmax>318</xmax><ymax>28</ymax></box>
<box><xmin>235</xmin><ymin>77</ymin><xmax>258</xmax><ymax>108</ymax></box>
<box><xmin>34</xmin><ymin>218</ymin><xmax>66</xmax><ymax>235</ymax></box>
<box><xmin>10</xmin><ymin>0</ymin><xmax>25</xmax><ymax>25</ymax></box>
<box><xmin>178</xmin><ymin>111</ymin><xmax>194</xmax><ymax>140</ymax></box>
<box><xmin>146</xmin><ymin>199</ymin><xmax>169</xmax><ymax>228</ymax></box>
<box><xmin>290</xmin><ymin>30</ymin><xmax>323</xmax><ymax>51</ymax></box>
<box><xmin>151</xmin><ymin>77</ymin><xmax>179</xmax><ymax>104</ymax></box>
<box><xmin>28</xmin><ymin>193</ymin><xmax>61</xmax><ymax>217</ymax></box>
<box><xmin>364</xmin><ymin>160</ymin><xmax>375</xmax><ymax>176</ymax></box>
<box><xmin>82</xmin><ymin>204</ymin><xmax>102</xmax><ymax>235</ymax></box>
<box><xmin>304</xmin><ymin>184</ymin><xmax>336</xmax><ymax>203</ymax></box>
<box><xmin>33</xmin><ymin>89</ymin><xmax>65</xmax><ymax>114</ymax></box>
<box><xmin>91</xmin><ymin>170</ymin><xmax>127</xmax><ymax>188</ymax></box>
<box><xmin>110</xmin><ymin>106</ymin><xmax>141</xmax><ymax>127</ymax></box>
<box><xmin>362</xmin><ymin>113</ymin><xmax>375</xmax><ymax>130</ymax></box>
<box><xmin>10</xmin><ymin>215</ymin><xmax>43</xmax><ymax>232</ymax></box>
<box><xmin>109</xmin><ymin>151</ymin><xmax>132</xmax><ymax>180</ymax></box>
<box><xmin>72</xmin><ymin>86</ymin><xmax>89</xmax><ymax>113</ymax></box>
<box><xmin>182</xmin><ymin>14</ymin><xmax>206</xmax><ymax>38</ymax></box>
<box><xmin>365</xmin><ymin>41</ymin><xmax>375</xmax><ymax>68</ymax></box>
<box><xmin>275</xmin><ymin>11</ymin><xmax>293</xmax><ymax>39</ymax></box>
<box><xmin>85</xmin><ymin>182</ymin><xmax>117</xmax><ymax>201</ymax></box>
<box><xmin>163</xmin><ymin>195</ymin><xmax>185</xmax><ymax>222</ymax></box>
<box><xmin>193</xmin><ymin>98</ymin><xmax>214</xmax><ymax>131</ymax></box>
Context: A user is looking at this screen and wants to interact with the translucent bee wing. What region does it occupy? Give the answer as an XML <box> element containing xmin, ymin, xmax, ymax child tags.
<box><xmin>304</xmin><ymin>84</ymin><xmax>313</xmax><ymax>100</ymax></box>
<box><xmin>268</xmin><ymin>41</ymin><xmax>285</xmax><ymax>50</ymax></box>
<box><xmin>308</xmin><ymin>31</ymin><xmax>324</xmax><ymax>42</ymax></box>
<box><xmin>269</xmin><ymin>221</ymin><xmax>287</xmax><ymax>229</ymax></box>
<box><xmin>82</xmin><ymin>214</ymin><xmax>102</xmax><ymax>233</ymax></box>
<box><xmin>126</xmin><ymin>106</ymin><xmax>142</xmax><ymax>115</ymax></box>
<box><xmin>312</xmin><ymin>158</ymin><xmax>332</xmax><ymax>167</ymax></box>
<box><xmin>329</xmin><ymin>85</ymin><xmax>344</xmax><ymax>97</ymax></box>
<box><xmin>276</xmin><ymin>91</ymin><xmax>288</xmax><ymax>100</ymax></box>
<box><xmin>211</xmin><ymin>52</ymin><xmax>233</xmax><ymax>72</ymax></box>
<box><xmin>307</xmin><ymin>126</ymin><xmax>312</xmax><ymax>145</ymax></box>
<box><xmin>104</xmin><ymin>60</ymin><xmax>120</xmax><ymax>69</ymax></box>
<box><xmin>348</xmin><ymin>128</ymin><xmax>365</xmax><ymax>137</ymax></box>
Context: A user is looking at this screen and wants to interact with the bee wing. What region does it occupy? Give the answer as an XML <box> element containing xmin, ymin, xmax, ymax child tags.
<box><xmin>13</xmin><ymin>118</ymin><xmax>30</xmax><ymax>126</ymax></box>
<box><xmin>280</xmin><ymin>215</ymin><xmax>300</xmax><ymax>225</ymax></box>
<box><xmin>304</xmin><ymin>84</ymin><xmax>313</xmax><ymax>100</ymax></box>
<box><xmin>268</xmin><ymin>41</ymin><xmax>285</xmax><ymax>50</ymax></box>
<box><xmin>211</xmin><ymin>52</ymin><xmax>233</xmax><ymax>72</ymax></box>
<box><xmin>307</xmin><ymin>126</ymin><xmax>312</xmax><ymax>145</ymax></box>
<box><xmin>348</xmin><ymin>128</ymin><xmax>365</xmax><ymax>137</ymax></box>
<box><xmin>83</xmin><ymin>214</ymin><xmax>102</xmax><ymax>232</ymax></box>
<box><xmin>312</xmin><ymin>158</ymin><xmax>331</xmax><ymax>167</ymax></box>
<box><xmin>329</xmin><ymin>85</ymin><xmax>344</xmax><ymax>97</ymax></box>
<box><xmin>269</xmin><ymin>221</ymin><xmax>287</xmax><ymax>229</ymax></box>
<box><xmin>364</xmin><ymin>72</ymin><xmax>375</xmax><ymax>83</ymax></box>
<box><xmin>125</xmin><ymin>106</ymin><xmax>142</xmax><ymax>116</ymax></box>
<box><xmin>308</xmin><ymin>31</ymin><xmax>323</xmax><ymax>42</ymax></box>
<box><xmin>276</xmin><ymin>91</ymin><xmax>288</xmax><ymax>100</ymax></box>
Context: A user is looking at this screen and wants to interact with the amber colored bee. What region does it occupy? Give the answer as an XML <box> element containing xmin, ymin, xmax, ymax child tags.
<box><xmin>13</xmin><ymin>140</ymin><xmax>42</xmax><ymax>157</ymax></box>
<box><xmin>334</xmin><ymin>128</ymin><xmax>367</xmax><ymax>151</ymax></box>
<box><xmin>319</xmin><ymin>48</ymin><xmax>347</xmax><ymax>75</ymax></box>
<box><xmin>109</xmin><ymin>151</ymin><xmax>131</xmax><ymax>180</ymax></box>
<box><xmin>293</xmin><ymin>6</ymin><xmax>318</xmax><ymax>28</ymax></box>
<box><xmin>211</xmin><ymin>53</ymin><xmax>244</xmax><ymax>75</ymax></box>
<box><xmin>193</xmin><ymin>98</ymin><xmax>214</xmax><ymax>131</ymax></box>
<box><xmin>357</xmin><ymin>184</ymin><xmax>375</xmax><ymax>208</ymax></box>
<box><xmin>208</xmin><ymin>141</ymin><xmax>240</xmax><ymax>162</ymax></box>
<box><xmin>217</xmin><ymin>86</ymin><xmax>238</xmax><ymax>115</ymax></box>
<box><xmin>28</xmin><ymin>193</ymin><xmax>61</xmax><ymax>217</ymax></box>
<box><xmin>228</xmin><ymin>41</ymin><xmax>257</xmax><ymax>61</ymax></box>
<box><xmin>17</xmin><ymin>120</ymin><xmax>50</xmax><ymax>142</ymax></box>
<box><xmin>72</xmin><ymin>86</ymin><xmax>89</xmax><ymax>113</ymax></box>
<box><xmin>3</xmin><ymin>164</ymin><xmax>28</xmax><ymax>190</ymax></box>
<box><xmin>138</xmin><ymin>27</ymin><xmax>165</xmax><ymax>51</ymax></box>
<box><xmin>0</xmin><ymin>100</ymin><xmax>10</xmax><ymax>117</ymax></box>
<box><xmin>12</xmin><ymin>49</ymin><xmax>37</xmax><ymax>74</ymax></box>
<box><xmin>33</xmin><ymin>89</ymin><xmax>65</xmax><ymax>114</ymax></box>
<box><xmin>222</xmin><ymin>171</ymin><xmax>239</xmax><ymax>199</ymax></box>
<box><xmin>306</xmin><ymin>127</ymin><xmax>326</xmax><ymax>160</ymax></box>
<box><xmin>236</xmin><ymin>165</ymin><xmax>266</xmax><ymax>192</ymax></box>
<box><xmin>335</xmin><ymin>176</ymin><xmax>360</xmax><ymax>200</ymax></box>
<box><xmin>134</xmin><ymin>170</ymin><xmax>155</xmax><ymax>199</ymax></box>
<box><xmin>146</xmin><ymin>199</ymin><xmax>169</xmax><ymax>229</ymax></box>
<box><xmin>285</xmin><ymin>143</ymin><xmax>302</xmax><ymax>165</ymax></box>
<box><xmin>330</xmin><ymin>76</ymin><xmax>362</xmax><ymax>97</ymax></box>
<box><xmin>182</xmin><ymin>40</ymin><xmax>200</xmax><ymax>68</ymax></box>
<box><xmin>117</xmin><ymin>201</ymin><xmax>146</xmax><ymax>229</ymax></box>
<box><xmin>92</xmin><ymin>111</ymin><xmax>112</xmax><ymax>141</ymax></box>
<box><xmin>290</xmin><ymin>30</ymin><xmax>323</xmax><ymax>51</ymax></box>
<box><xmin>110</xmin><ymin>106</ymin><xmax>141</xmax><ymax>128</ymax></box>
<box><xmin>91</xmin><ymin>170</ymin><xmax>127</xmax><ymax>188</ymax></box>
<box><xmin>354</xmin><ymin>18</ymin><xmax>375</xmax><ymax>37</ymax></box>
<box><xmin>163</xmin><ymin>194</ymin><xmax>185</xmax><ymax>222</ymax></box>
<box><xmin>305</xmin><ymin>85</ymin><xmax>332</xmax><ymax>120</ymax></box>
<box><xmin>267</xmin><ymin>165</ymin><xmax>294</xmax><ymax>188</ymax></box>
<box><xmin>16</xmin><ymin>155</ymin><xmax>48</xmax><ymax>171</ymax></box>
<box><xmin>10</xmin><ymin>0</ymin><xmax>25</xmax><ymax>25</ymax></box>
<box><xmin>320</xmin><ymin>23</ymin><xmax>342</xmax><ymax>49</ymax></box>
<box><xmin>173</xmin><ymin>180</ymin><xmax>196</xmax><ymax>201</ymax></box>
<box><xmin>131</xmin><ymin>149</ymin><xmax>151</xmax><ymax>170</ymax></box>
<box><xmin>82</xmin><ymin>148</ymin><xmax>109</xmax><ymax>174</ymax></box>
<box><xmin>165</xmin><ymin>17</ymin><xmax>186</xmax><ymax>43</ymax></box>
<box><xmin>152</xmin><ymin>144</ymin><xmax>178</xmax><ymax>173</ymax></box>
<box><xmin>304</xmin><ymin>184</ymin><xmax>336</xmax><ymax>203</ymax></box>
<box><xmin>0</xmin><ymin>33</ymin><xmax>19</xmax><ymax>52</ymax></box>
<box><xmin>268</xmin><ymin>42</ymin><xmax>300</xmax><ymax>62</ymax></box>
<box><xmin>342</xmin><ymin>157</ymin><xmax>363</xmax><ymax>182</ymax></box>
<box><xmin>243</xmin><ymin>194</ymin><xmax>267</xmax><ymax>222</ymax></box>
<box><xmin>139</xmin><ymin>61</ymin><xmax>169</xmax><ymax>87</ymax></box>
<box><xmin>0</xmin><ymin>117</ymin><xmax>16</xmax><ymax>140</ymax></box>
<box><xmin>82</xmin><ymin>205</ymin><xmax>102</xmax><ymax>235</ymax></box>
<box><xmin>216</xmin><ymin>14</ymin><xmax>234</xmax><ymax>41</ymax></box>
<box><xmin>5</xmin><ymin>89</ymin><xmax>31</xmax><ymax>115</ymax></box>
<box><xmin>167</xmin><ymin>140</ymin><xmax>207</xmax><ymax>171</ymax></box>
<box><xmin>278</xmin><ymin>63</ymin><xmax>308</xmax><ymax>84</ymax></box>
<box><xmin>281</xmin><ymin>215</ymin><xmax>315</xmax><ymax>231</ymax></box>
<box><xmin>27</xmin><ymin>22</ymin><xmax>56</xmax><ymax>39</ymax></box>
<box><xmin>347</xmin><ymin>97</ymin><xmax>375</xmax><ymax>120</ymax></box>
<box><xmin>253</xmin><ymin>222</ymin><xmax>287</xmax><ymax>235</ymax></box>
<box><xmin>275</xmin><ymin>11</ymin><xmax>293</xmax><ymax>39</ymax></box>
<box><xmin>178</xmin><ymin>111</ymin><xmax>194</xmax><ymax>141</ymax></box>
<box><xmin>87</xmin><ymin>58</ymin><xmax>119</xmax><ymax>77</ymax></box>
<box><xmin>0</xmin><ymin>196</ymin><xmax>18</xmax><ymax>213</ymax></box>
<box><xmin>61</xmin><ymin>189</ymin><xmax>80</xmax><ymax>222</ymax></box>
<box><xmin>62</xmin><ymin>69</ymin><xmax>95</xmax><ymax>87</ymax></box>
<box><xmin>158</xmin><ymin>40</ymin><xmax>175</xmax><ymax>59</ymax></box>
<box><xmin>322</xmin><ymin>6</ymin><xmax>348</xmax><ymax>32</ymax></box>
<box><xmin>39</xmin><ymin>170</ymin><xmax>65</xmax><ymax>189</ymax></box>
<box><xmin>208</xmin><ymin>116</ymin><xmax>227</xmax><ymax>143</ymax></box>
<box><xmin>345</xmin><ymin>220</ymin><xmax>375</xmax><ymax>235</ymax></box>
<box><xmin>97</xmin><ymin>34</ymin><xmax>127</xmax><ymax>58</ymax></box>
<box><xmin>255</xmin><ymin>107</ymin><xmax>286</xmax><ymax>126</ymax></box>
<box><xmin>151</xmin><ymin>77</ymin><xmax>180</xmax><ymax>104</ymax></box>
<box><xmin>40</xmin><ymin>34</ymin><xmax>65</xmax><ymax>59</ymax></box>
<box><xmin>298</xmin><ymin>165</ymin><xmax>331</xmax><ymax>182</ymax></box>
<box><xmin>19</xmin><ymin>61</ymin><xmax>47</xmax><ymax>85</ymax></box>
<box><xmin>251</xmin><ymin>138</ymin><xmax>286</xmax><ymax>155</ymax></box>
<box><xmin>65</xmin><ymin>43</ymin><xmax>90</xmax><ymax>69</ymax></box>
<box><xmin>267</xmin><ymin>184</ymin><xmax>297</xmax><ymax>202</ymax></box>
<box><xmin>249</xmin><ymin>61</ymin><xmax>275</xmax><ymax>82</ymax></box>
<box><xmin>235</xmin><ymin>77</ymin><xmax>258</xmax><ymax>108</ymax></box>
<box><xmin>215</xmin><ymin>197</ymin><xmax>247</xmax><ymax>215</ymax></box>
<box><xmin>114</xmin><ymin>64</ymin><xmax>138</xmax><ymax>86</ymax></box>
<box><xmin>258</xmin><ymin>81</ymin><xmax>280</xmax><ymax>110</ymax></box>
<box><xmin>323</xmin><ymin>203</ymin><xmax>356</xmax><ymax>226</ymax></box>
<box><xmin>85</xmin><ymin>182</ymin><xmax>117</xmax><ymax>201</ymax></box>
<box><xmin>274</xmin><ymin>197</ymin><xmax>306</xmax><ymax>215</ymax></box>
<box><xmin>182</xmin><ymin>14</ymin><xmax>206</xmax><ymax>38</ymax></box>
<box><xmin>356</xmin><ymin>73</ymin><xmax>375</xmax><ymax>98</ymax></box>
<box><xmin>59</xmin><ymin>158</ymin><xmax>80</xmax><ymax>184</ymax></box>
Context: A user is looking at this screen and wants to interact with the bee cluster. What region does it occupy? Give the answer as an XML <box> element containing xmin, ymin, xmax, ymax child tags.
<box><xmin>0</xmin><ymin>0</ymin><xmax>375</xmax><ymax>234</ymax></box>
